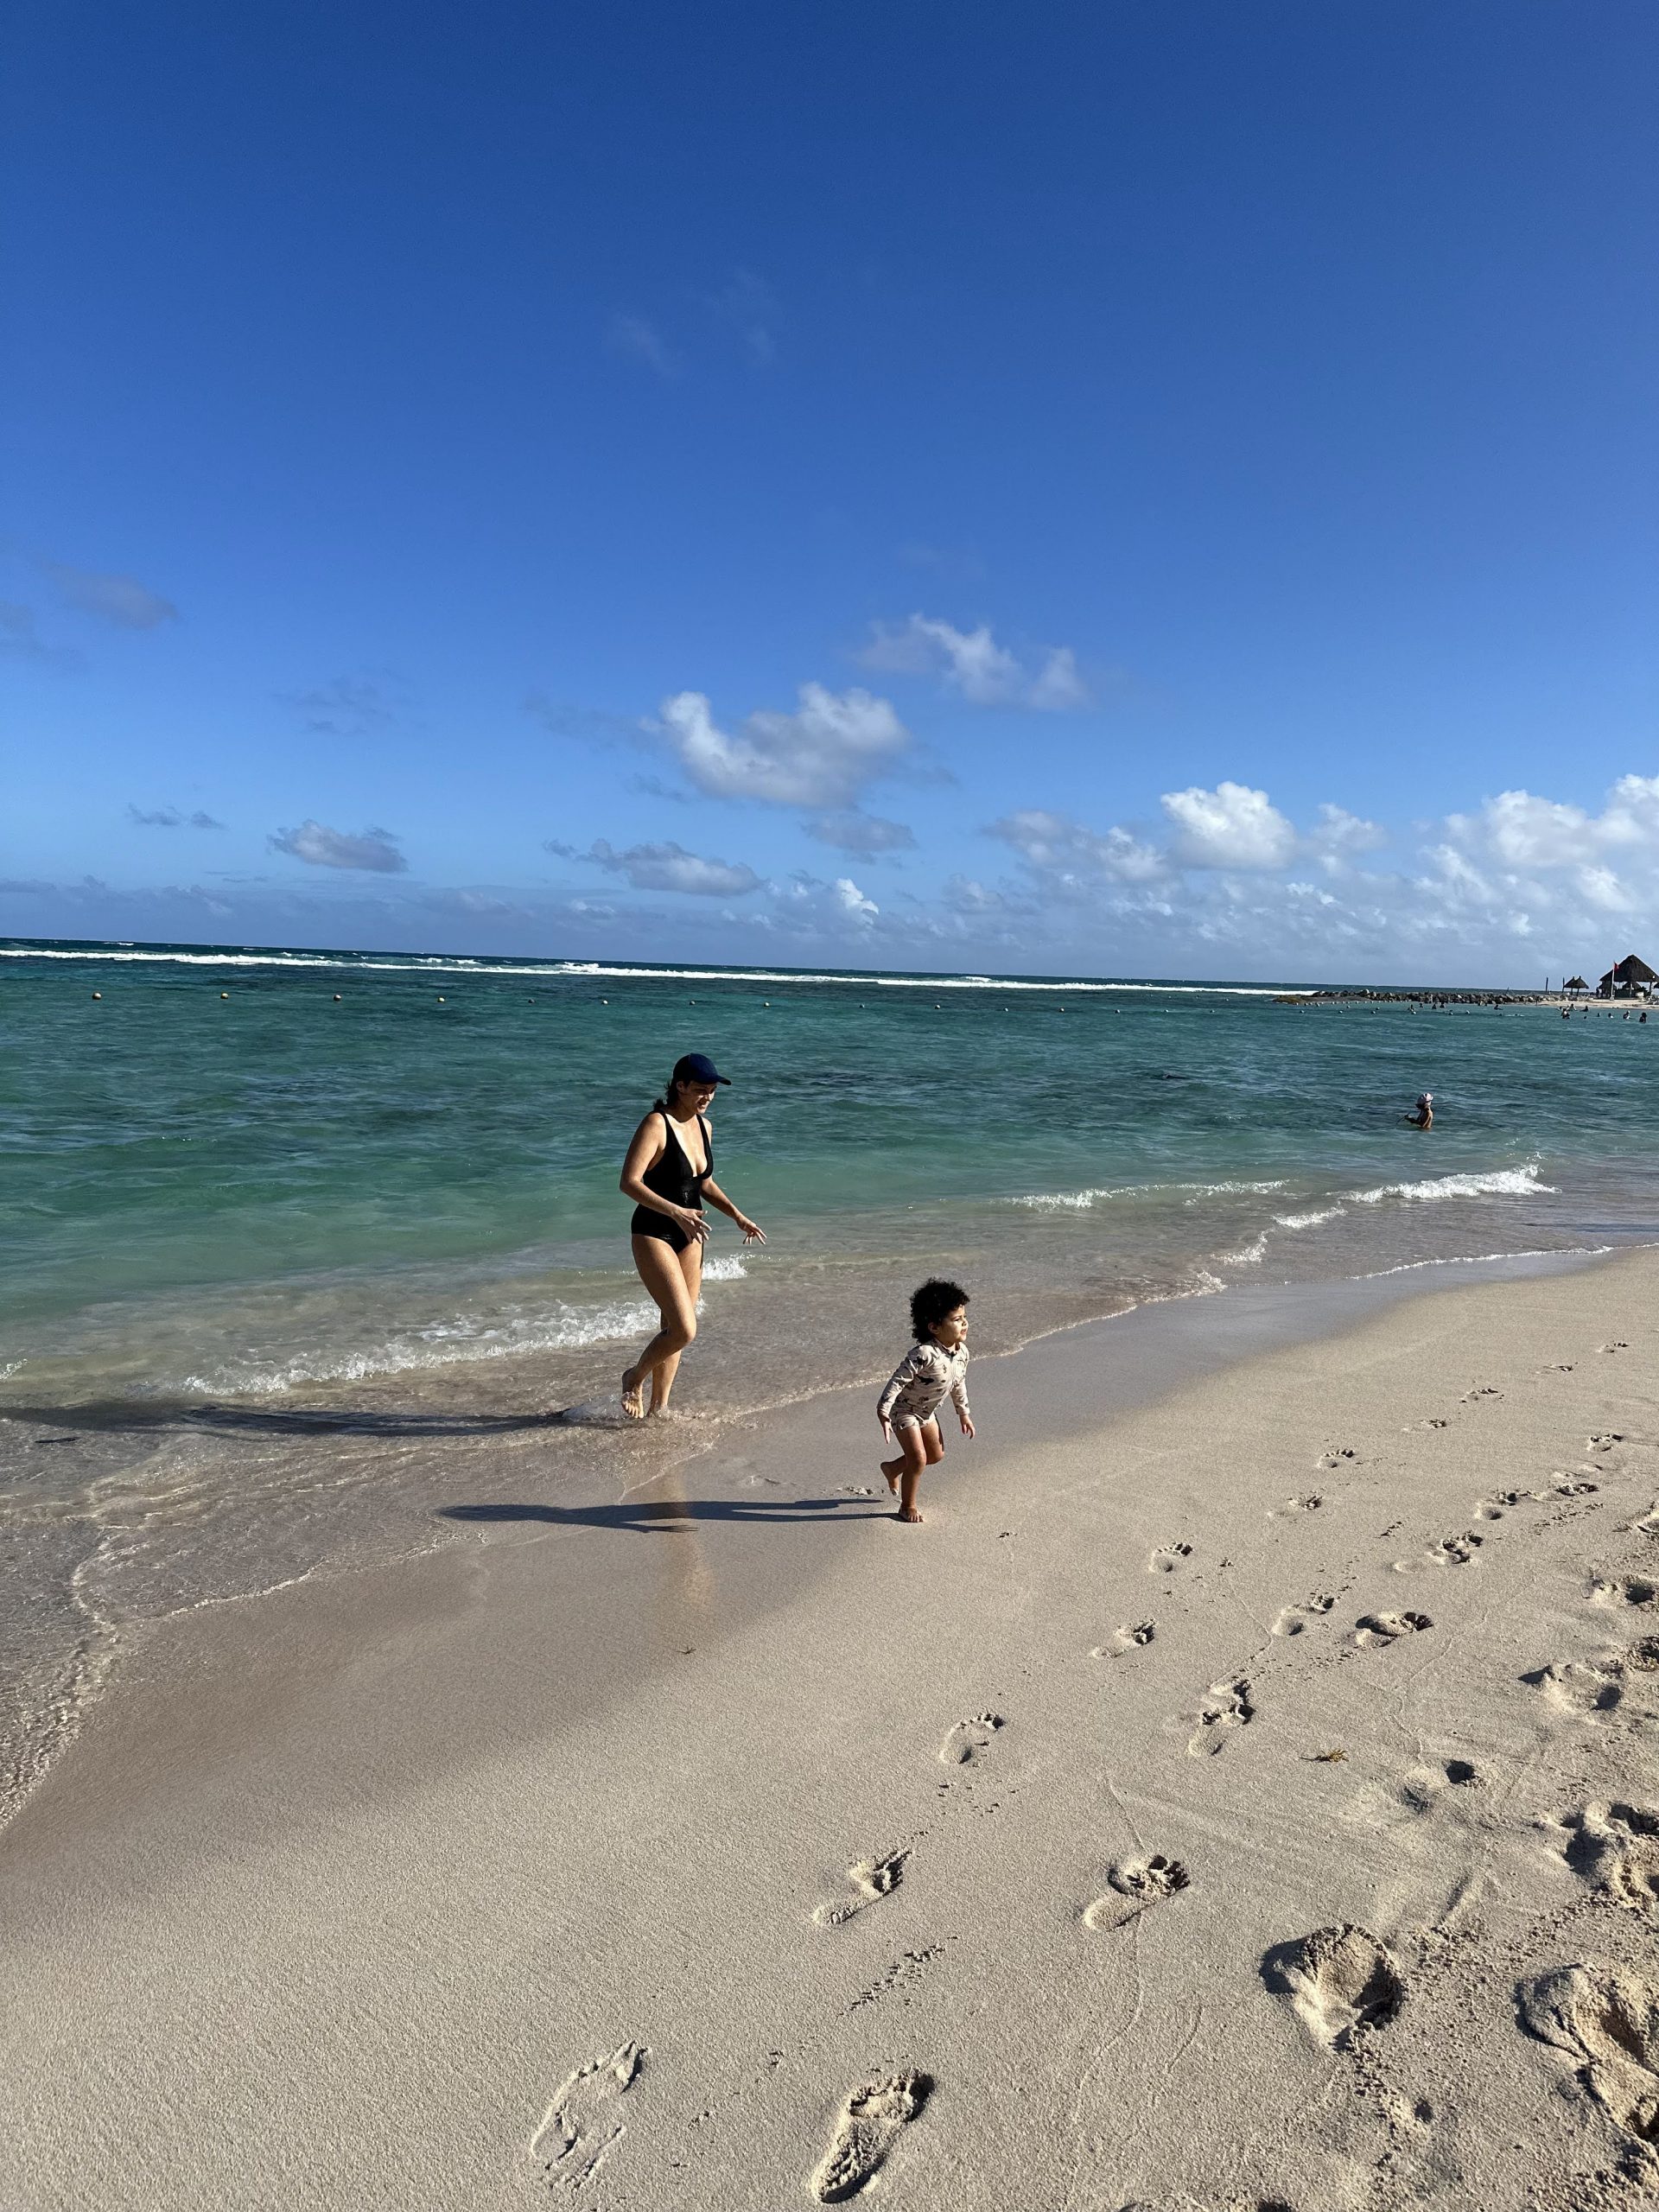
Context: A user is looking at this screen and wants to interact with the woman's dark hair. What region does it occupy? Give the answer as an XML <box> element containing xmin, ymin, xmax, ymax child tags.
<box><xmin>910</xmin><ymin>1278</ymin><xmax>969</xmax><ymax>1340</ymax></box>
<box><xmin>654</xmin><ymin>1054</ymin><xmax>721</xmax><ymax>1112</ymax></box>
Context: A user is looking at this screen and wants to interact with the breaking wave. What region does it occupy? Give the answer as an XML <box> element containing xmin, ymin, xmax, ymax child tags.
<box><xmin>1349</xmin><ymin>1163</ymin><xmax>1553</xmax><ymax>1205</ymax></box>
<box><xmin>177</xmin><ymin>1260</ymin><xmax>748</xmax><ymax>1395</ymax></box>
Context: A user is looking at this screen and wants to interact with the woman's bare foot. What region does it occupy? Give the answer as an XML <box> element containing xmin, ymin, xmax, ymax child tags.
<box><xmin>620</xmin><ymin>1367</ymin><xmax>645</xmax><ymax>1421</ymax></box>
<box><xmin>897</xmin><ymin>1506</ymin><xmax>923</xmax><ymax>1523</ymax></box>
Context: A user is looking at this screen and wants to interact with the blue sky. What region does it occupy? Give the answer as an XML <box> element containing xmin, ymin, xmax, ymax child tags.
<box><xmin>3</xmin><ymin>1</ymin><xmax>1656</xmax><ymax>982</ymax></box>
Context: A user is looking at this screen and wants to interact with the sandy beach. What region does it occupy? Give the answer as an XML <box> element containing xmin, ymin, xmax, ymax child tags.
<box><xmin>7</xmin><ymin>1249</ymin><xmax>1659</xmax><ymax>2210</ymax></box>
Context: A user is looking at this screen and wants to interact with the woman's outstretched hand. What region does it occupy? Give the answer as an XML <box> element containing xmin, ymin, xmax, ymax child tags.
<box><xmin>738</xmin><ymin>1217</ymin><xmax>766</xmax><ymax>1243</ymax></box>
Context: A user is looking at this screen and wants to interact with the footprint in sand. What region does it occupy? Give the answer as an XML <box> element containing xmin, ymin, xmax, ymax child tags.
<box><xmin>1529</xmin><ymin>1637</ymin><xmax>1659</xmax><ymax>1724</ymax></box>
<box><xmin>531</xmin><ymin>2041</ymin><xmax>646</xmax><ymax>2194</ymax></box>
<box><xmin>810</xmin><ymin>2072</ymin><xmax>931</xmax><ymax>2202</ymax></box>
<box><xmin>1149</xmin><ymin>1542</ymin><xmax>1193</xmax><ymax>1574</ymax></box>
<box><xmin>1187</xmin><ymin>1677</ymin><xmax>1255</xmax><ymax>1757</ymax></box>
<box><xmin>1551</xmin><ymin>1472</ymin><xmax>1600</xmax><ymax>1499</ymax></box>
<box><xmin>1521</xmin><ymin>1961</ymin><xmax>1659</xmax><ymax>2144</ymax></box>
<box><xmin>1459</xmin><ymin>1385</ymin><xmax>1503</xmax><ymax>1404</ymax></box>
<box><xmin>1093</xmin><ymin>1620</ymin><xmax>1155</xmax><ymax>1657</ymax></box>
<box><xmin>1415</xmin><ymin>1530</ymin><xmax>1495</xmax><ymax>1566</ymax></box>
<box><xmin>1475</xmin><ymin>1487</ymin><xmax>1539</xmax><ymax>1521</ymax></box>
<box><xmin>814</xmin><ymin>1849</ymin><xmax>909</xmax><ymax>1928</ymax></box>
<box><xmin>1263</xmin><ymin>1923</ymin><xmax>1406</xmax><ymax>2051</ymax></box>
<box><xmin>1272</xmin><ymin>1594</ymin><xmax>1335</xmax><ymax>1637</ymax></box>
<box><xmin>1627</xmin><ymin>1503</ymin><xmax>1659</xmax><ymax>1539</ymax></box>
<box><xmin>1560</xmin><ymin>1802</ymin><xmax>1659</xmax><ymax>1912</ymax></box>
<box><xmin>1398</xmin><ymin>1758</ymin><xmax>1482</xmax><ymax>1812</ymax></box>
<box><xmin>1118</xmin><ymin>2198</ymin><xmax>1294</xmax><ymax>2212</ymax></box>
<box><xmin>1589</xmin><ymin>1432</ymin><xmax>1626</xmax><ymax>1455</ymax></box>
<box><xmin>1275</xmin><ymin>1494</ymin><xmax>1324</xmax><ymax>1516</ymax></box>
<box><xmin>1353</xmin><ymin>1611</ymin><xmax>1433</xmax><ymax>1649</ymax></box>
<box><xmin>1084</xmin><ymin>1853</ymin><xmax>1191</xmax><ymax>1931</ymax></box>
<box><xmin>1317</xmin><ymin>1446</ymin><xmax>1357</xmax><ymax>1471</ymax></box>
<box><xmin>1592</xmin><ymin>1573</ymin><xmax>1658</xmax><ymax>1610</ymax></box>
<box><xmin>1602</xmin><ymin>1340</ymin><xmax>1631</xmax><ymax>1354</ymax></box>
<box><xmin>1533</xmin><ymin>1656</ymin><xmax>1628</xmax><ymax>1719</ymax></box>
<box><xmin>939</xmin><ymin>1712</ymin><xmax>1005</xmax><ymax>1765</ymax></box>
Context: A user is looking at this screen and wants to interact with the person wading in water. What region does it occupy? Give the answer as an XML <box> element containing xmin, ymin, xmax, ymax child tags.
<box><xmin>617</xmin><ymin>1052</ymin><xmax>765</xmax><ymax>1419</ymax></box>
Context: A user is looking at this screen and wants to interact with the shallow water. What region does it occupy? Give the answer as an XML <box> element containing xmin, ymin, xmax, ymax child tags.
<box><xmin>2</xmin><ymin>935</ymin><xmax>1655</xmax><ymax>1820</ymax></box>
<box><xmin>3</xmin><ymin>936</ymin><xmax>1654</xmax><ymax>1405</ymax></box>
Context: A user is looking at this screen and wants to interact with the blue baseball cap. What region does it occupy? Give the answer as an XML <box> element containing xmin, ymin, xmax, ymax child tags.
<box><xmin>673</xmin><ymin>1052</ymin><xmax>730</xmax><ymax>1086</ymax></box>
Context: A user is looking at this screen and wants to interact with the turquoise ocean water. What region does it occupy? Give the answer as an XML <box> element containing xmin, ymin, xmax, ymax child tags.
<box><xmin>3</xmin><ymin>932</ymin><xmax>1657</xmax><ymax>1815</ymax></box>
<box><xmin>4</xmin><ymin>936</ymin><xmax>1656</xmax><ymax>1415</ymax></box>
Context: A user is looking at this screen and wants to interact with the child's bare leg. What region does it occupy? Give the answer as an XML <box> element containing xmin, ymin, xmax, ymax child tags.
<box><xmin>880</xmin><ymin>1424</ymin><xmax>915</xmax><ymax>1491</ymax></box>
<box><xmin>897</xmin><ymin>1419</ymin><xmax>938</xmax><ymax>1522</ymax></box>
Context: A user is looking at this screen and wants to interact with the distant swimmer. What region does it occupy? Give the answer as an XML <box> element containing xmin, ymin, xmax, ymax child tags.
<box><xmin>1403</xmin><ymin>1091</ymin><xmax>1433</xmax><ymax>1129</ymax></box>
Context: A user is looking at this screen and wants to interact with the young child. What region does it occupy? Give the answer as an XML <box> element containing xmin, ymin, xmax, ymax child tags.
<box><xmin>877</xmin><ymin>1278</ymin><xmax>975</xmax><ymax>1523</ymax></box>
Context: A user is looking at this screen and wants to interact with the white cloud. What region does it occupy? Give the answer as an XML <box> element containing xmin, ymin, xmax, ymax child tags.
<box><xmin>127</xmin><ymin>805</ymin><xmax>224</xmax><ymax>830</ymax></box>
<box><xmin>942</xmin><ymin>874</ymin><xmax>1033</xmax><ymax>917</ymax></box>
<box><xmin>47</xmin><ymin>563</ymin><xmax>177</xmax><ymax>629</ymax></box>
<box><xmin>607</xmin><ymin>314</ymin><xmax>679</xmax><ymax>378</ymax></box>
<box><xmin>988</xmin><ymin>809</ymin><xmax>1166</xmax><ymax>883</ymax></box>
<box><xmin>564</xmin><ymin>838</ymin><xmax>763</xmax><ymax>897</ymax></box>
<box><xmin>833</xmin><ymin>877</ymin><xmax>879</xmax><ymax>925</ymax></box>
<box><xmin>804</xmin><ymin>807</ymin><xmax>916</xmax><ymax>855</ymax></box>
<box><xmin>1578</xmin><ymin>865</ymin><xmax>1633</xmax><ymax>912</ymax></box>
<box><xmin>1027</xmin><ymin>646</ymin><xmax>1090</xmax><ymax>711</ymax></box>
<box><xmin>1161</xmin><ymin>782</ymin><xmax>1297</xmax><ymax>870</ymax></box>
<box><xmin>1454</xmin><ymin>779</ymin><xmax>1659</xmax><ymax>868</ymax></box>
<box><xmin>1310</xmin><ymin>803</ymin><xmax>1387</xmax><ymax>858</ymax></box>
<box><xmin>859</xmin><ymin>614</ymin><xmax>1090</xmax><ymax>710</ymax></box>
<box><xmin>963</xmin><ymin>770</ymin><xmax>1659</xmax><ymax>979</ymax></box>
<box><xmin>270</xmin><ymin>821</ymin><xmax>407</xmax><ymax>873</ymax></box>
<box><xmin>657</xmin><ymin>684</ymin><xmax>910</xmax><ymax>807</ymax></box>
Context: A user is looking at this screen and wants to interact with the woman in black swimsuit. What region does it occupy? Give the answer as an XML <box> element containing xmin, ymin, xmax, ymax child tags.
<box><xmin>617</xmin><ymin>1052</ymin><xmax>765</xmax><ymax>1419</ymax></box>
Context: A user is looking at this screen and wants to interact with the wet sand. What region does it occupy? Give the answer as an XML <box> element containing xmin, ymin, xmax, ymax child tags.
<box><xmin>5</xmin><ymin>1249</ymin><xmax>1659</xmax><ymax>2209</ymax></box>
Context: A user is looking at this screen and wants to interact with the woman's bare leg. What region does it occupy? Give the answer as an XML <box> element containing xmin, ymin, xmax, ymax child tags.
<box><xmin>622</xmin><ymin>1235</ymin><xmax>698</xmax><ymax>1418</ymax></box>
<box><xmin>648</xmin><ymin>1240</ymin><xmax>702</xmax><ymax>1414</ymax></box>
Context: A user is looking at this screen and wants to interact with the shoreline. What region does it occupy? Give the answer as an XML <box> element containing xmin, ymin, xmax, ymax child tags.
<box><xmin>7</xmin><ymin>1243</ymin><xmax>1659</xmax><ymax>2207</ymax></box>
<box><xmin>0</xmin><ymin>1240</ymin><xmax>1624</xmax><ymax>1851</ymax></box>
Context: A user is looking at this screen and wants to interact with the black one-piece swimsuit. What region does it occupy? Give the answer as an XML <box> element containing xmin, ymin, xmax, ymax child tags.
<box><xmin>631</xmin><ymin>1111</ymin><xmax>712</xmax><ymax>1254</ymax></box>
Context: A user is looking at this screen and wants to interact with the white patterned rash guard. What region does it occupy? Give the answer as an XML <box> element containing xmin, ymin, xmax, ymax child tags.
<box><xmin>877</xmin><ymin>1339</ymin><xmax>971</xmax><ymax>1429</ymax></box>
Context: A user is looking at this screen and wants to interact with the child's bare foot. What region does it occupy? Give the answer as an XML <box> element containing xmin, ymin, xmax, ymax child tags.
<box><xmin>897</xmin><ymin>1506</ymin><xmax>923</xmax><ymax>1523</ymax></box>
<box><xmin>880</xmin><ymin>1457</ymin><xmax>902</xmax><ymax>1493</ymax></box>
<box><xmin>620</xmin><ymin>1368</ymin><xmax>645</xmax><ymax>1421</ymax></box>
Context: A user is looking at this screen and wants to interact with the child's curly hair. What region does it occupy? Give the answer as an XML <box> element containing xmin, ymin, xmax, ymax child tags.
<box><xmin>910</xmin><ymin>1278</ymin><xmax>969</xmax><ymax>1341</ymax></box>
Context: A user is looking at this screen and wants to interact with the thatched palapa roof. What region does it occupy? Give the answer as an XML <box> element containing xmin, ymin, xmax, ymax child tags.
<box><xmin>1598</xmin><ymin>953</ymin><xmax>1657</xmax><ymax>991</ymax></box>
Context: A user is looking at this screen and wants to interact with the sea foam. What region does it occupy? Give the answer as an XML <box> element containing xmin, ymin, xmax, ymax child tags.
<box><xmin>1350</xmin><ymin>1164</ymin><xmax>1554</xmax><ymax>1206</ymax></box>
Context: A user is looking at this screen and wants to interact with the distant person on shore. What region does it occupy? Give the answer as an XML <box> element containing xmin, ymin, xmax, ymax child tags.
<box><xmin>617</xmin><ymin>1052</ymin><xmax>765</xmax><ymax>1420</ymax></box>
<box><xmin>877</xmin><ymin>1279</ymin><xmax>976</xmax><ymax>1524</ymax></box>
<box><xmin>1403</xmin><ymin>1091</ymin><xmax>1433</xmax><ymax>1129</ymax></box>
